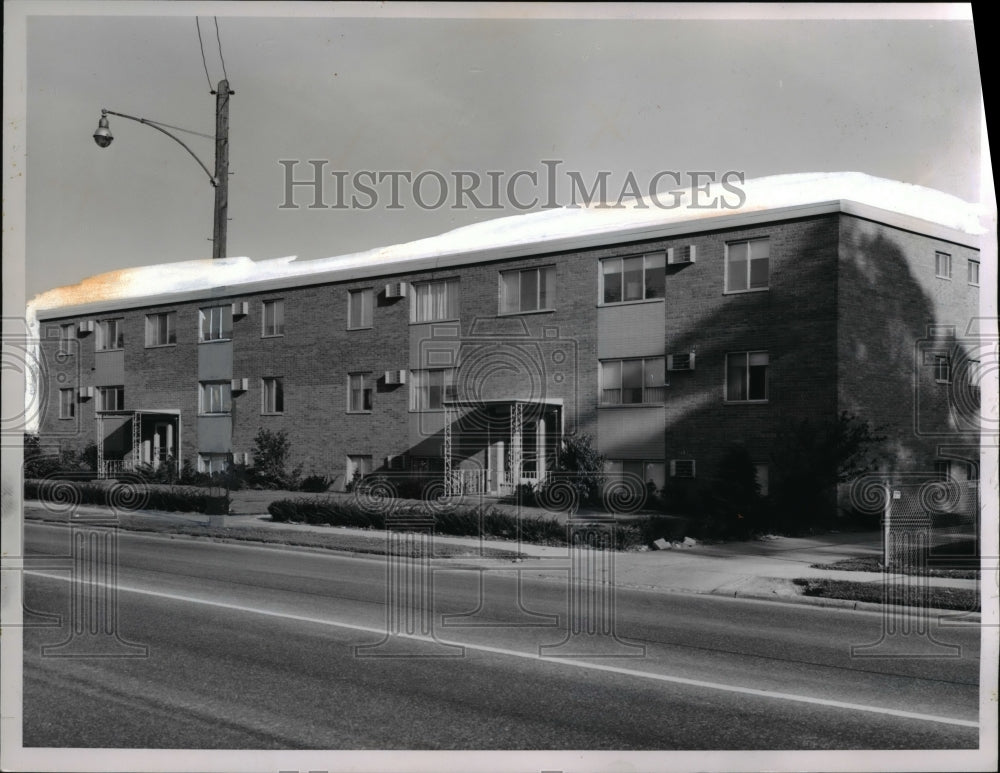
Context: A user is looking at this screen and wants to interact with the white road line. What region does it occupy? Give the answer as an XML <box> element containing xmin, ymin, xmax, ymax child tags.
<box><xmin>25</xmin><ymin>570</ymin><xmax>978</xmax><ymax>730</ymax></box>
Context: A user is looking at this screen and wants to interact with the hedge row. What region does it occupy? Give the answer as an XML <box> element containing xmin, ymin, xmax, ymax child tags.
<box><xmin>268</xmin><ymin>497</ymin><xmax>645</xmax><ymax>550</ymax></box>
<box><xmin>24</xmin><ymin>479</ymin><xmax>229</xmax><ymax>514</ymax></box>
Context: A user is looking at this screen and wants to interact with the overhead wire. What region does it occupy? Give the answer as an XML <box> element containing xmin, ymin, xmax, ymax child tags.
<box><xmin>214</xmin><ymin>17</ymin><xmax>230</xmax><ymax>84</ymax></box>
<box><xmin>195</xmin><ymin>18</ymin><xmax>214</xmax><ymax>92</ymax></box>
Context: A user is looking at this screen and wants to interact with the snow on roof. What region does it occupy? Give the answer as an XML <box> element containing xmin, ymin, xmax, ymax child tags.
<box><xmin>28</xmin><ymin>172</ymin><xmax>983</xmax><ymax>318</ymax></box>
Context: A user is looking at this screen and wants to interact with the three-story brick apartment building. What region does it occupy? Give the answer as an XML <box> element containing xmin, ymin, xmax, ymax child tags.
<box><xmin>30</xmin><ymin>173</ymin><xmax>983</xmax><ymax>517</ymax></box>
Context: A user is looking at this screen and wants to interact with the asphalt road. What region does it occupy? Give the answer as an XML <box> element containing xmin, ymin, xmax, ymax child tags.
<box><xmin>19</xmin><ymin>520</ymin><xmax>982</xmax><ymax>750</ymax></box>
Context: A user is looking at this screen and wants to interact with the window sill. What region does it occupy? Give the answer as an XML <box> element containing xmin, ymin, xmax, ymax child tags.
<box><xmin>199</xmin><ymin>338</ymin><xmax>232</xmax><ymax>344</ymax></box>
<box><xmin>935</xmin><ymin>275</ymin><xmax>953</xmax><ymax>281</ymax></box>
<box><xmin>598</xmin><ymin>403</ymin><xmax>664</xmax><ymax>409</ymax></box>
<box><xmin>96</xmin><ymin>348</ymin><xmax>124</xmax><ymax>353</ymax></box>
<box><xmin>198</xmin><ymin>412</ymin><xmax>232</xmax><ymax>417</ymax></box>
<box><xmin>722</xmin><ymin>287</ymin><xmax>769</xmax><ymax>296</ymax></box>
<box><xmin>261</xmin><ymin>412</ymin><xmax>284</xmax><ymax>416</ymax></box>
<box><xmin>58</xmin><ymin>417</ymin><xmax>75</xmax><ymax>421</ymax></box>
<box><xmin>498</xmin><ymin>308</ymin><xmax>556</xmax><ymax>317</ymax></box>
<box><xmin>968</xmin><ymin>282</ymin><xmax>980</xmax><ymax>287</ymax></box>
<box><xmin>262</xmin><ymin>334</ymin><xmax>285</xmax><ymax>339</ymax></box>
<box><xmin>346</xmin><ymin>410</ymin><xmax>372</xmax><ymax>415</ymax></box>
<box><xmin>347</xmin><ymin>326</ymin><xmax>374</xmax><ymax>331</ymax></box>
<box><xmin>144</xmin><ymin>343</ymin><xmax>177</xmax><ymax>349</ymax></box>
<box><xmin>598</xmin><ymin>298</ymin><xmax>664</xmax><ymax>308</ymax></box>
<box><xmin>409</xmin><ymin>318</ymin><xmax>460</xmax><ymax>326</ymax></box>
<box><xmin>723</xmin><ymin>399</ymin><xmax>769</xmax><ymax>405</ymax></box>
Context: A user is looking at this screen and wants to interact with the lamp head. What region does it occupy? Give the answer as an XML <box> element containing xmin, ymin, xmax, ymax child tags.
<box><xmin>93</xmin><ymin>114</ymin><xmax>113</xmax><ymax>148</ymax></box>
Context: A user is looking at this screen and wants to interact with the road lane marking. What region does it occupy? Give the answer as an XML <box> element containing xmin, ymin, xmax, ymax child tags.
<box><xmin>25</xmin><ymin>570</ymin><xmax>978</xmax><ymax>730</ymax></box>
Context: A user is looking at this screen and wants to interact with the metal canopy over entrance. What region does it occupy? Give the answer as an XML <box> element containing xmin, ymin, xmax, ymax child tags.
<box><xmin>95</xmin><ymin>409</ymin><xmax>181</xmax><ymax>479</ymax></box>
<box><xmin>442</xmin><ymin>399</ymin><xmax>563</xmax><ymax>497</ymax></box>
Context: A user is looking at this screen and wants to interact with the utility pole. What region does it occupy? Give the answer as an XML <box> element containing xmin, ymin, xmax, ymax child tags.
<box><xmin>212</xmin><ymin>79</ymin><xmax>231</xmax><ymax>259</ymax></box>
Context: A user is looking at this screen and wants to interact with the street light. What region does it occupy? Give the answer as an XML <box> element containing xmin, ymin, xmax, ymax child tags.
<box><xmin>93</xmin><ymin>79</ymin><xmax>232</xmax><ymax>259</ymax></box>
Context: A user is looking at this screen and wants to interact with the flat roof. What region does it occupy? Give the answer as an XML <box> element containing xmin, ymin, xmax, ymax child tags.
<box><xmin>31</xmin><ymin>172</ymin><xmax>984</xmax><ymax>321</ymax></box>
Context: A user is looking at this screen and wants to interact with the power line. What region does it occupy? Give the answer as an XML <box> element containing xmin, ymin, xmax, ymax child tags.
<box><xmin>214</xmin><ymin>17</ymin><xmax>229</xmax><ymax>84</ymax></box>
<box><xmin>142</xmin><ymin>118</ymin><xmax>215</xmax><ymax>141</ymax></box>
<box><xmin>195</xmin><ymin>18</ymin><xmax>214</xmax><ymax>92</ymax></box>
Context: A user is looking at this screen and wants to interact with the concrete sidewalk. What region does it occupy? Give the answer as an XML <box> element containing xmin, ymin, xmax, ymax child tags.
<box><xmin>57</xmin><ymin>505</ymin><xmax>979</xmax><ymax>607</ymax></box>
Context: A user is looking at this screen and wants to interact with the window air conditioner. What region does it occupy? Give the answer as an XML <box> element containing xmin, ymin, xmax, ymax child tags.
<box><xmin>78</xmin><ymin>320</ymin><xmax>95</xmax><ymax>334</ymax></box>
<box><xmin>231</xmin><ymin>302</ymin><xmax>249</xmax><ymax>317</ymax></box>
<box><xmin>384</xmin><ymin>282</ymin><xmax>408</xmax><ymax>299</ymax></box>
<box><xmin>667</xmin><ymin>353</ymin><xmax>695</xmax><ymax>372</ymax></box>
<box><xmin>670</xmin><ymin>459</ymin><xmax>696</xmax><ymax>479</ymax></box>
<box><xmin>667</xmin><ymin>245</ymin><xmax>697</xmax><ymax>265</ymax></box>
<box><xmin>383</xmin><ymin>370</ymin><xmax>407</xmax><ymax>385</ymax></box>
<box><xmin>77</xmin><ymin>386</ymin><xmax>94</xmax><ymax>399</ymax></box>
<box><xmin>230</xmin><ymin>378</ymin><xmax>249</xmax><ymax>392</ymax></box>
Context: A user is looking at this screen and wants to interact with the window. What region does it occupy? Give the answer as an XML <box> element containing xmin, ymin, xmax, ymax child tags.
<box><xmin>97</xmin><ymin>386</ymin><xmax>124</xmax><ymax>412</ymax></box>
<box><xmin>59</xmin><ymin>388</ymin><xmax>75</xmax><ymax>419</ymax></box>
<box><xmin>934</xmin><ymin>355</ymin><xmax>951</xmax><ymax>384</ymax></box>
<box><xmin>726</xmin><ymin>351</ymin><xmax>769</xmax><ymax>401</ymax></box>
<box><xmin>410</xmin><ymin>368</ymin><xmax>456</xmax><ymax>410</ymax></box>
<box><xmin>600</xmin><ymin>253</ymin><xmax>665</xmax><ymax>304</ymax></box>
<box><xmin>754</xmin><ymin>463</ymin><xmax>770</xmax><ymax>496</ymax></box>
<box><xmin>262</xmin><ymin>377</ymin><xmax>284</xmax><ymax>414</ymax></box>
<box><xmin>968</xmin><ymin>259</ymin><xmax>980</xmax><ymax>286</ymax></box>
<box><xmin>198</xmin><ymin>453</ymin><xmax>230</xmax><ymax>475</ymax></box>
<box><xmin>58</xmin><ymin>323</ymin><xmax>76</xmax><ymax>354</ymax></box>
<box><xmin>599</xmin><ymin>357</ymin><xmax>665</xmax><ymax>405</ymax></box>
<box><xmin>346</xmin><ymin>455</ymin><xmax>373</xmax><ymax>486</ymax></box>
<box><xmin>412</xmin><ymin>279</ymin><xmax>459</xmax><ymax>322</ymax></box>
<box><xmin>606</xmin><ymin>460</ymin><xmax>666</xmax><ymax>491</ymax></box>
<box><xmin>725</xmin><ymin>238</ymin><xmax>770</xmax><ymax>292</ymax></box>
<box><xmin>262</xmin><ymin>300</ymin><xmax>285</xmax><ymax>337</ymax></box>
<box><xmin>96</xmin><ymin>318</ymin><xmax>124</xmax><ymax>351</ymax></box>
<box><xmin>145</xmin><ymin>312</ymin><xmax>176</xmax><ymax>347</ymax></box>
<box><xmin>935</xmin><ymin>251</ymin><xmax>952</xmax><ymax>279</ymax></box>
<box><xmin>348</xmin><ymin>373</ymin><xmax>373</xmax><ymax>412</ymax></box>
<box><xmin>348</xmin><ymin>289</ymin><xmax>374</xmax><ymax>329</ymax></box>
<box><xmin>500</xmin><ymin>266</ymin><xmax>556</xmax><ymax>313</ymax></box>
<box><xmin>199</xmin><ymin>381</ymin><xmax>231</xmax><ymax>414</ymax></box>
<box><xmin>966</xmin><ymin>359</ymin><xmax>981</xmax><ymax>390</ymax></box>
<box><xmin>199</xmin><ymin>305</ymin><xmax>232</xmax><ymax>342</ymax></box>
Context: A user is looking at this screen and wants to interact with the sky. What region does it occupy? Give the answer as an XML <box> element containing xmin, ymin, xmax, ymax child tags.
<box><xmin>10</xmin><ymin>3</ymin><xmax>986</xmax><ymax>301</ymax></box>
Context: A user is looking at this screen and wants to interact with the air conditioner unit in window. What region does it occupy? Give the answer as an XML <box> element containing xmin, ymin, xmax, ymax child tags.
<box><xmin>667</xmin><ymin>353</ymin><xmax>695</xmax><ymax>371</ymax></box>
<box><xmin>667</xmin><ymin>245</ymin><xmax>697</xmax><ymax>265</ymax></box>
<box><xmin>230</xmin><ymin>378</ymin><xmax>249</xmax><ymax>392</ymax></box>
<box><xmin>231</xmin><ymin>301</ymin><xmax>249</xmax><ymax>317</ymax></box>
<box><xmin>384</xmin><ymin>282</ymin><xmax>408</xmax><ymax>299</ymax></box>
<box><xmin>670</xmin><ymin>459</ymin><xmax>696</xmax><ymax>479</ymax></box>
<box><xmin>383</xmin><ymin>369</ymin><xmax>407</xmax><ymax>385</ymax></box>
<box><xmin>78</xmin><ymin>320</ymin><xmax>95</xmax><ymax>334</ymax></box>
<box><xmin>77</xmin><ymin>386</ymin><xmax>94</xmax><ymax>399</ymax></box>
<box><xmin>235</xmin><ymin>452</ymin><xmax>251</xmax><ymax>466</ymax></box>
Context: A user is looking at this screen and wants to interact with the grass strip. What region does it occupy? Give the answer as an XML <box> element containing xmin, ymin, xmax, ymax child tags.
<box><xmin>25</xmin><ymin>510</ymin><xmax>522</xmax><ymax>559</ymax></box>
<box><xmin>810</xmin><ymin>557</ymin><xmax>979</xmax><ymax>579</ymax></box>
<box><xmin>793</xmin><ymin>578</ymin><xmax>979</xmax><ymax>612</ymax></box>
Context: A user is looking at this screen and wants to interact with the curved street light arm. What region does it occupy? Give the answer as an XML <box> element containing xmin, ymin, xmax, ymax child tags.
<box><xmin>101</xmin><ymin>109</ymin><xmax>217</xmax><ymax>187</ymax></box>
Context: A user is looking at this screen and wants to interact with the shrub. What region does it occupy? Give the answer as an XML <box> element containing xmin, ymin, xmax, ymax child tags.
<box><xmin>24</xmin><ymin>479</ymin><xmax>228</xmax><ymax>514</ymax></box>
<box><xmin>249</xmin><ymin>428</ymin><xmax>302</xmax><ymax>490</ymax></box>
<box><xmin>299</xmin><ymin>474</ymin><xmax>332</xmax><ymax>493</ymax></box>
<box><xmin>554</xmin><ymin>434</ymin><xmax>607</xmax><ymax>505</ymax></box>
<box><xmin>770</xmin><ymin>412</ymin><xmax>886</xmax><ymax>532</ymax></box>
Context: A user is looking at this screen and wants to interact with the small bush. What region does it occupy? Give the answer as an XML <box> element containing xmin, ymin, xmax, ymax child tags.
<box><xmin>250</xmin><ymin>428</ymin><xmax>302</xmax><ymax>490</ymax></box>
<box><xmin>299</xmin><ymin>474</ymin><xmax>332</xmax><ymax>493</ymax></box>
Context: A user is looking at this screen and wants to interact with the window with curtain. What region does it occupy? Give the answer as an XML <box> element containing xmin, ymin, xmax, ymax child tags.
<box><xmin>726</xmin><ymin>238</ymin><xmax>770</xmax><ymax>292</ymax></box>
<box><xmin>726</xmin><ymin>351</ymin><xmax>769</xmax><ymax>401</ymax></box>
<box><xmin>348</xmin><ymin>288</ymin><xmax>374</xmax><ymax>329</ymax></box>
<box><xmin>412</xmin><ymin>279</ymin><xmax>459</xmax><ymax>322</ymax></box>
<box><xmin>262</xmin><ymin>300</ymin><xmax>285</xmax><ymax>337</ymax></box>
<box><xmin>600</xmin><ymin>253</ymin><xmax>665</xmax><ymax>304</ymax></box>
